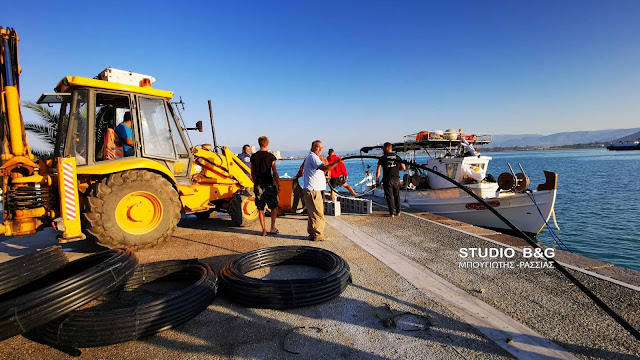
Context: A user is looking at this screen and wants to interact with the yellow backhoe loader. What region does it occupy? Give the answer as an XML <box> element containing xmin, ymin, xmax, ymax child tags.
<box><xmin>0</xmin><ymin>28</ymin><xmax>301</xmax><ymax>249</ymax></box>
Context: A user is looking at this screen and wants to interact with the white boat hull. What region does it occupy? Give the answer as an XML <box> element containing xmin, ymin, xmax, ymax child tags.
<box><xmin>372</xmin><ymin>186</ymin><xmax>557</xmax><ymax>236</ymax></box>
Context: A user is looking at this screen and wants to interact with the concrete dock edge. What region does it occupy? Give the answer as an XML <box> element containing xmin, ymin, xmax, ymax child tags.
<box><xmin>328</xmin><ymin>216</ymin><xmax>579</xmax><ymax>360</ymax></box>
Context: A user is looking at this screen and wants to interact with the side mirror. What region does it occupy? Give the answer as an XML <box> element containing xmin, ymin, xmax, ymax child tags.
<box><xmin>185</xmin><ymin>121</ymin><xmax>204</xmax><ymax>132</ymax></box>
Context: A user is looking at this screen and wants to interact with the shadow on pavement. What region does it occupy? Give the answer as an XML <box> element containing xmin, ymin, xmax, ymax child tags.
<box><xmin>178</xmin><ymin>214</ymin><xmax>311</xmax><ymax>241</ymax></box>
<box><xmin>0</xmin><ymin>228</ymin><xmax>105</xmax><ymax>259</ymax></box>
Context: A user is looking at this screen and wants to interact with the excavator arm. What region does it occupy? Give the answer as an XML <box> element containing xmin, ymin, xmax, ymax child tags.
<box><xmin>0</xmin><ymin>27</ymin><xmax>46</xmax><ymax>236</ymax></box>
<box><xmin>1</xmin><ymin>27</ymin><xmax>33</xmax><ymax>160</ymax></box>
<box><xmin>0</xmin><ymin>27</ymin><xmax>82</xmax><ymax>239</ymax></box>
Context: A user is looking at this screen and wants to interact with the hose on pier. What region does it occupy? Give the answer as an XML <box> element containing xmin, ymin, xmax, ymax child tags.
<box><xmin>36</xmin><ymin>259</ymin><xmax>218</xmax><ymax>348</ymax></box>
<box><xmin>0</xmin><ymin>248</ymin><xmax>138</xmax><ymax>341</ymax></box>
<box><xmin>220</xmin><ymin>246</ymin><xmax>351</xmax><ymax>309</ymax></box>
<box><xmin>0</xmin><ymin>246</ymin><xmax>68</xmax><ymax>296</ymax></box>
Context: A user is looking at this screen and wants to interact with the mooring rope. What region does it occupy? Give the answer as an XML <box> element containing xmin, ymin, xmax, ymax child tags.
<box><xmin>525</xmin><ymin>189</ymin><xmax>571</xmax><ymax>253</ymax></box>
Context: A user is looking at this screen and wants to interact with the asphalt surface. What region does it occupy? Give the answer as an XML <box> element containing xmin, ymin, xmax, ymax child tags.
<box><xmin>341</xmin><ymin>206</ymin><xmax>640</xmax><ymax>360</ymax></box>
<box><xmin>0</xmin><ymin>213</ymin><xmax>514</xmax><ymax>360</ymax></box>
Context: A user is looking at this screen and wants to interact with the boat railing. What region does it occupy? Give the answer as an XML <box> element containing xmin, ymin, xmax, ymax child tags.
<box><xmin>401</xmin><ymin>132</ymin><xmax>492</xmax><ymax>148</ymax></box>
<box><xmin>359</xmin><ymin>132</ymin><xmax>492</xmax><ymax>154</ymax></box>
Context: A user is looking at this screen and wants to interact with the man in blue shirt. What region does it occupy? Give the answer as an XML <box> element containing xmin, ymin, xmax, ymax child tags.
<box><xmin>238</xmin><ymin>144</ymin><xmax>252</xmax><ymax>176</ymax></box>
<box><xmin>115</xmin><ymin>112</ymin><xmax>135</xmax><ymax>156</ymax></box>
<box><xmin>238</xmin><ymin>144</ymin><xmax>252</xmax><ymax>165</ymax></box>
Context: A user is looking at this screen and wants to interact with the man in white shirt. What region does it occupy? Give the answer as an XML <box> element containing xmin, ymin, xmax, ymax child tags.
<box><xmin>300</xmin><ymin>140</ymin><xmax>343</xmax><ymax>241</ymax></box>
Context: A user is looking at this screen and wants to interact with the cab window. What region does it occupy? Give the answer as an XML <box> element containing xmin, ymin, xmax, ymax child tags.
<box><xmin>94</xmin><ymin>93</ymin><xmax>132</xmax><ymax>162</ymax></box>
<box><xmin>64</xmin><ymin>90</ymin><xmax>88</xmax><ymax>165</ymax></box>
<box><xmin>167</xmin><ymin>106</ymin><xmax>188</xmax><ymax>156</ymax></box>
<box><xmin>54</xmin><ymin>101</ymin><xmax>71</xmax><ymax>157</ymax></box>
<box><xmin>139</xmin><ymin>97</ymin><xmax>176</xmax><ymax>159</ymax></box>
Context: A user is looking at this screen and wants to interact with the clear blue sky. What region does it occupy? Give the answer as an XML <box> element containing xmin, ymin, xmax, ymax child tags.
<box><xmin>6</xmin><ymin>0</ymin><xmax>640</xmax><ymax>153</ymax></box>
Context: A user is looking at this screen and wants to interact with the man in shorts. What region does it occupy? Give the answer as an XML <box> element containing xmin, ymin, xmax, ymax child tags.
<box><xmin>326</xmin><ymin>149</ymin><xmax>358</xmax><ymax>201</ymax></box>
<box><xmin>250</xmin><ymin>136</ymin><xmax>280</xmax><ymax>236</ymax></box>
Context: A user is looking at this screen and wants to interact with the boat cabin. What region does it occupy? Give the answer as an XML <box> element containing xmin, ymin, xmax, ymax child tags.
<box><xmin>426</xmin><ymin>155</ymin><xmax>491</xmax><ymax>189</ymax></box>
<box><xmin>360</xmin><ymin>129</ymin><xmax>499</xmax><ymax>197</ymax></box>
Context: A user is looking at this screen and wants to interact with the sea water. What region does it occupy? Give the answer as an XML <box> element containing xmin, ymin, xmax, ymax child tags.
<box><xmin>275</xmin><ymin>149</ymin><xmax>640</xmax><ymax>271</ymax></box>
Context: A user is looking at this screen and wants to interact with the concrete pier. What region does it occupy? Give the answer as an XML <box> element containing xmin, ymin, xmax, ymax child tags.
<box><xmin>0</xmin><ymin>206</ymin><xmax>638</xmax><ymax>359</ymax></box>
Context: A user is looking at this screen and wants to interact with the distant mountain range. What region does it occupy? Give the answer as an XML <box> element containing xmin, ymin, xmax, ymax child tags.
<box><xmin>482</xmin><ymin>128</ymin><xmax>640</xmax><ymax>148</ymax></box>
<box><xmin>611</xmin><ymin>130</ymin><xmax>640</xmax><ymax>143</ymax></box>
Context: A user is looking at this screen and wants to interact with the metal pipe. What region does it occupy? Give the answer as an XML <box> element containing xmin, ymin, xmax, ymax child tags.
<box><xmin>3</xmin><ymin>34</ymin><xmax>26</xmax><ymax>156</ymax></box>
<box><xmin>207</xmin><ymin>100</ymin><xmax>218</xmax><ymax>152</ymax></box>
<box><xmin>2</xmin><ymin>38</ymin><xmax>15</xmax><ymax>86</ymax></box>
<box><xmin>5</xmin><ymin>86</ymin><xmax>25</xmax><ymax>156</ymax></box>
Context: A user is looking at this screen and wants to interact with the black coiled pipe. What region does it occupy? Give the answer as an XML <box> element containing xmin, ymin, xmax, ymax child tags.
<box><xmin>0</xmin><ymin>248</ymin><xmax>138</xmax><ymax>341</ymax></box>
<box><xmin>220</xmin><ymin>246</ymin><xmax>352</xmax><ymax>309</ymax></box>
<box><xmin>0</xmin><ymin>246</ymin><xmax>68</xmax><ymax>296</ymax></box>
<box><xmin>36</xmin><ymin>259</ymin><xmax>218</xmax><ymax>348</ymax></box>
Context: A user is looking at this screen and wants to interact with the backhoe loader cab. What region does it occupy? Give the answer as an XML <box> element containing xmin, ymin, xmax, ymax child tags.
<box><xmin>43</xmin><ymin>75</ymin><xmax>192</xmax><ymax>177</ymax></box>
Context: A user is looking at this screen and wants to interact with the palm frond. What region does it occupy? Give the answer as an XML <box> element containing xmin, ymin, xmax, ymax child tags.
<box><xmin>25</xmin><ymin>123</ymin><xmax>56</xmax><ymax>147</ymax></box>
<box><xmin>22</xmin><ymin>101</ymin><xmax>60</xmax><ymax>128</ymax></box>
<box><xmin>31</xmin><ymin>149</ymin><xmax>53</xmax><ymax>160</ymax></box>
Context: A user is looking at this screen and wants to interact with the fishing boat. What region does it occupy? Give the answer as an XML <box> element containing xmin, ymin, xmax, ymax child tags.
<box><xmin>359</xmin><ymin>130</ymin><xmax>558</xmax><ymax>236</ymax></box>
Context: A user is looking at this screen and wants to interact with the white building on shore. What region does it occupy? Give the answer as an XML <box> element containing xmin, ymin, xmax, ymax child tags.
<box><xmin>267</xmin><ymin>150</ymin><xmax>281</xmax><ymax>159</ymax></box>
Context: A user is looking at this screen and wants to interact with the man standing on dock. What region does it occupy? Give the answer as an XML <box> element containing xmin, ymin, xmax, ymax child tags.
<box><xmin>376</xmin><ymin>142</ymin><xmax>406</xmax><ymax>217</ymax></box>
<box><xmin>250</xmin><ymin>136</ymin><xmax>280</xmax><ymax>236</ymax></box>
<box><xmin>301</xmin><ymin>140</ymin><xmax>343</xmax><ymax>241</ymax></box>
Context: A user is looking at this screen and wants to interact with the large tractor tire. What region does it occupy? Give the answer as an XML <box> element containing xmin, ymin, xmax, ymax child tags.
<box><xmin>84</xmin><ymin>170</ymin><xmax>181</xmax><ymax>249</ymax></box>
<box><xmin>229</xmin><ymin>188</ymin><xmax>258</xmax><ymax>227</ymax></box>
